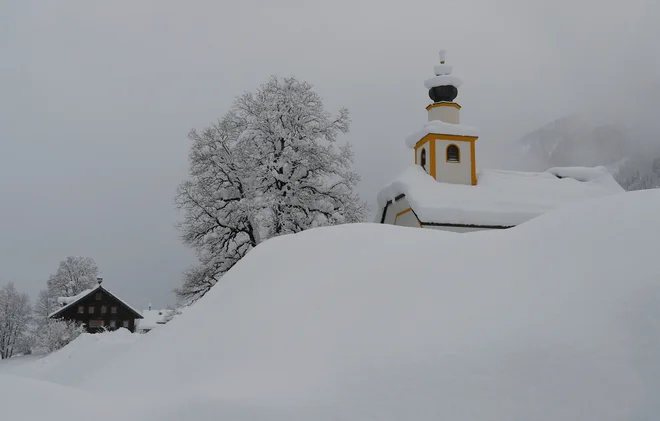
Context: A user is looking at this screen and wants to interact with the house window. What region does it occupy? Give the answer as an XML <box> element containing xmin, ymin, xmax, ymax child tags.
<box><xmin>446</xmin><ymin>144</ymin><xmax>460</xmax><ymax>163</ymax></box>
<box><xmin>88</xmin><ymin>306</ymin><xmax>95</xmax><ymax>314</ymax></box>
<box><xmin>111</xmin><ymin>306</ymin><xmax>117</xmax><ymax>314</ymax></box>
<box><xmin>95</xmin><ymin>293</ymin><xmax>102</xmax><ymax>300</ymax></box>
<box><xmin>78</xmin><ymin>306</ymin><xmax>84</xmax><ymax>314</ymax></box>
<box><xmin>123</xmin><ymin>320</ymin><xmax>130</xmax><ymax>328</ymax></box>
<box><xmin>420</xmin><ymin>148</ymin><xmax>427</xmax><ymax>169</ymax></box>
<box><xmin>101</xmin><ymin>305</ymin><xmax>107</xmax><ymax>314</ymax></box>
<box><xmin>109</xmin><ymin>320</ymin><xmax>116</xmax><ymax>328</ymax></box>
<box><xmin>88</xmin><ymin>320</ymin><xmax>104</xmax><ymax>328</ymax></box>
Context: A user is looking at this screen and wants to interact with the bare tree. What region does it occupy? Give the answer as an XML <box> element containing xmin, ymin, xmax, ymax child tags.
<box><xmin>47</xmin><ymin>256</ymin><xmax>99</xmax><ymax>298</ymax></box>
<box><xmin>175</xmin><ymin>76</ymin><xmax>367</xmax><ymax>304</ymax></box>
<box><xmin>0</xmin><ymin>282</ymin><xmax>32</xmax><ymax>359</ymax></box>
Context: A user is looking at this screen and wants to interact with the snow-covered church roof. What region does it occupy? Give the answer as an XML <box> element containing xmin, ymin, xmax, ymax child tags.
<box><xmin>377</xmin><ymin>165</ymin><xmax>625</xmax><ymax>227</ymax></box>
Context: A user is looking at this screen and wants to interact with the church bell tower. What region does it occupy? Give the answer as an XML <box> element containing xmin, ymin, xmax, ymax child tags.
<box><xmin>409</xmin><ymin>51</ymin><xmax>479</xmax><ymax>186</ymax></box>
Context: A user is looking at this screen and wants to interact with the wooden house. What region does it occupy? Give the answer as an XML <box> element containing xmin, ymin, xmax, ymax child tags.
<box><xmin>48</xmin><ymin>278</ymin><xmax>143</xmax><ymax>333</ymax></box>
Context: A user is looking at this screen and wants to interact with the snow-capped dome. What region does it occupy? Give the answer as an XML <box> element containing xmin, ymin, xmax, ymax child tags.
<box><xmin>425</xmin><ymin>50</ymin><xmax>463</xmax><ymax>102</ymax></box>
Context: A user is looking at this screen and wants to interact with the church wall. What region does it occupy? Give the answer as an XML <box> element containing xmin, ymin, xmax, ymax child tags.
<box><xmin>381</xmin><ymin>197</ymin><xmax>421</xmax><ymax>228</ymax></box>
<box><xmin>434</xmin><ymin>139</ymin><xmax>472</xmax><ymax>185</ymax></box>
<box><xmin>427</xmin><ymin>106</ymin><xmax>459</xmax><ymax>123</ymax></box>
<box><xmin>415</xmin><ymin>140</ymin><xmax>431</xmax><ymax>174</ymax></box>
<box><xmin>395</xmin><ymin>209</ymin><xmax>421</xmax><ymax>227</ymax></box>
<box><xmin>422</xmin><ymin>224</ymin><xmax>492</xmax><ymax>233</ymax></box>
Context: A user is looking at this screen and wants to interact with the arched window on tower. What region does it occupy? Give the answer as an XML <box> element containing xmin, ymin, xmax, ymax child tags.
<box><xmin>420</xmin><ymin>148</ymin><xmax>427</xmax><ymax>170</ymax></box>
<box><xmin>446</xmin><ymin>144</ymin><xmax>460</xmax><ymax>163</ymax></box>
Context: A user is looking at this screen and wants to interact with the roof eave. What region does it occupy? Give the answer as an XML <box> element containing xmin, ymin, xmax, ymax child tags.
<box><xmin>380</xmin><ymin>193</ymin><xmax>516</xmax><ymax>230</ymax></box>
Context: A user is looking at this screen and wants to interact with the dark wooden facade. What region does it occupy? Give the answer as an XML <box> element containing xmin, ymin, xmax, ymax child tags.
<box><xmin>49</xmin><ymin>285</ymin><xmax>143</xmax><ymax>333</ymax></box>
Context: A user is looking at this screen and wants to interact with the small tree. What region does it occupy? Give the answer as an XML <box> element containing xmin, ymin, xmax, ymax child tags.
<box><xmin>175</xmin><ymin>76</ymin><xmax>367</xmax><ymax>304</ymax></box>
<box><xmin>33</xmin><ymin>319</ymin><xmax>84</xmax><ymax>354</ymax></box>
<box><xmin>47</xmin><ymin>256</ymin><xmax>99</xmax><ymax>298</ymax></box>
<box><xmin>31</xmin><ymin>289</ymin><xmax>82</xmax><ymax>354</ymax></box>
<box><xmin>0</xmin><ymin>282</ymin><xmax>32</xmax><ymax>359</ymax></box>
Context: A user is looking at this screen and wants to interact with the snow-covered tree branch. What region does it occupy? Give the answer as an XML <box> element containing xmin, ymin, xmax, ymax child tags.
<box><xmin>47</xmin><ymin>256</ymin><xmax>99</xmax><ymax>298</ymax></box>
<box><xmin>31</xmin><ymin>288</ymin><xmax>84</xmax><ymax>354</ymax></box>
<box><xmin>175</xmin><ymin>76</ymin><xmax>367</xmax><ymax>304</ymax></box>
<box><xmin>0</xmin><ymin>282</ymin><xmax>32</xmax><ymax>359</ymax></box>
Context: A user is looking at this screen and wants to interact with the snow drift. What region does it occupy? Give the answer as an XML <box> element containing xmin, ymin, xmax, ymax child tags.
<box><xmin>0</xmin><ymin>329</ymin><xmax>140</xmax><ymax>387</ymax></box>
<box><xmin>65</xmin><ymin>189</ymin><xmax>660</xmax><ymax>420</ymax></box>
<box><xmin>0</xmin><ymin>375</ymin><xmax>118</xmax><ymax>421</ymax></box>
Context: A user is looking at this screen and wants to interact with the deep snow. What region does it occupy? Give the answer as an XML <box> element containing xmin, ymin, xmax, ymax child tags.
<box><xmin>377</xmin><ymin>165</ymin><xmax>623</xmax><ymax>226</ymax></box>
<box><xmin>2</xmin><ymin>189</ymin><xmax>660</xmax><ymax>420</ymax></box>
<box><xmin>0</xmin><ymin>329</ymin><xmax>140</xmax><ymax>387</ymax></box>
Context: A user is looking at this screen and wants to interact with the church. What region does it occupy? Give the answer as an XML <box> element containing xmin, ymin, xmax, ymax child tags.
<box><xmin>376</xmin><ymin>51</ymin><xmax>625</xmax><ymax>232</ymax></box>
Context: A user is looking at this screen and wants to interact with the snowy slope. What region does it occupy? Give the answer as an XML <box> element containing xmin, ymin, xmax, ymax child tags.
<box><xmin>60</xmin><ymin>189</ymin><xmax>660</xmax><ymax>421</ymax></box>
<box><xmin>0</xmin><ymin>329</ymin><xmax>141</xmax><ymax>387</ymax></box>
<box><xmin>517</xmin><ymin>112</ymin><xmax>660</xmax><ymax>189</ymax></box>
<box><xmin>518</xmin><ymin>113</ymin><xmax>630</xmax><ymax>170</ymax></box>
<box><xmin>0</xmin><ymin>375</ymin><xmax>120</xmax><ymax>421</ymax></box>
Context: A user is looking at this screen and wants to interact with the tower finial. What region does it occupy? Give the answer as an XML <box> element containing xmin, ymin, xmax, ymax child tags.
<box><xmin>426</xmin><ymin>50</ymin><xmax>460</xmax><ymax>103</ymax></box>
<box><xmin>439</xmin><ymin>50</ymin><xmax>447</xmax><ymax>65</ymax></box>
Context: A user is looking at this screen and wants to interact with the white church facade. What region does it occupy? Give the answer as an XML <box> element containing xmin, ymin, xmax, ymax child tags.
<box><xmin>376</xmin><ymin>51</ymin><xmax>625</xmax><ymax>232</ymax></box>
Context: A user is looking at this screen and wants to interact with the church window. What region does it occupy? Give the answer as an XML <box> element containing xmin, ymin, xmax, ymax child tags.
<box><xmin>446</xmin><ymin>144</ymin><xmax>460</xmax><ymax>163</ymax></box>
<box><xmin>420</xmin><ymin>148</ymin><xmax>427</xmax><ymax>169</ymax></box>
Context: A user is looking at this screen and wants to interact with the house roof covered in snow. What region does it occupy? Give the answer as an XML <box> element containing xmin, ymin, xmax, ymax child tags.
<box><xmin>138</xmin><ymin>309</ymin><xmax>169</xmax><ymax>331</ymax></box>
<box><xmin>48</xmin><ymin>284</ymin><xmax>143</xmax><ymax>319</ymax></box>
<box><xmin>377</xmin><ymin>165</ymin><xmax>625</xmax><ymax>228</ymax></box>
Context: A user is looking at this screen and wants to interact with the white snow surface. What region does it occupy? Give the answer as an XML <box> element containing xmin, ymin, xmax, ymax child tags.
<box><xmin>55</xmin><ymin>286</ymin><xmax>97</xmax><ymax>307</ymax></box>
<box><xmin>405</xmin><ymin>120</ymin><xmax>480</xmax><ymax>148</ymax></box>
<box><xmin>0</xmin><ymin>375</ymin><xmax>119</xmax><ymax>421</ymax></box>
<box><xmin>138</xmin><ymin>309</ymin><xmax>168</xmax><ymax>331</ymax></box>
<box><xmin>50</xmin><ymin>285</ymin><xmax>101</xmax><ymax>318</ymax></box>
<box><xmin>3</xmin><ymin>189</ymin><xmax>660</xmax><ymax>420</ymax></box>
<box><xmin>377</xmin><ymin>165</ymin><xmax>625</xmax><ymax>226</ymax></box>
<box><xmin>0</xmin><ymin>328</ymin><xmax>141</xmax><ymax>387</ymax></box>
<box><xmin>433</xmin><ymin>63</ymin><xmax>453</xmax><ymax>75</ymax></box>
<box><xmin>424</xmin><ymin>74</ymin><xmax>463</xmax><ymax>89</ymax></box>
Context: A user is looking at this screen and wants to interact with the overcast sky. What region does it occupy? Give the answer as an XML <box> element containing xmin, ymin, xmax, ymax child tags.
<box><xmin>1</xmin><ymin>0</ymin><xmax>658</xmax><ymax>308</ymax></box>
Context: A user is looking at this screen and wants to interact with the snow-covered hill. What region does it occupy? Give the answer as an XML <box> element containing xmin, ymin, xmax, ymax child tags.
<box><xmin>2</xmin><ymin>189</ymin><xmax>660</xmax><ymax>420</ymax></box>
<box><xmin>518</xmin><ymin>113</ymin><xmax>660</xmax><ymax>190</ymax></box>
<box><xmin>0</xmin><ymin>329</ymin><xmax>140</xmax><ymax>386</ymax></box>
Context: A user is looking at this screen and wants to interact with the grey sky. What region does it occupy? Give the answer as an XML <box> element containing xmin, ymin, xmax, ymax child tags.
<box><xmin>1</xmin><ymin>0</ymin><xmax>658</xmax><ymax>308</ymax></box>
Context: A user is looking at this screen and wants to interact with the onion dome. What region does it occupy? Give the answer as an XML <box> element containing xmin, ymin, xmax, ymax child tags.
<box><xmin>424</xmin><ymin>50</ymin><xmax>463</xmax><ymax>103</ymax></box>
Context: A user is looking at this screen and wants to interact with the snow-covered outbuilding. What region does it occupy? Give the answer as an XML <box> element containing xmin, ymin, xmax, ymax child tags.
<box><xmin>377</xmin><ymin>51</ymin><xmax>625</xmax><ymax>232</ymax></box>
<box><xmin>136</xmin><ymin>305</ymin><xmax>170</xmax><ymax>333</ymax></box>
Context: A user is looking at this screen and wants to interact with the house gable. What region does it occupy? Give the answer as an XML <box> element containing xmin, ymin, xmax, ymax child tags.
<box><xmin>49</xmin><ymin>286</ymin><xmax>143</xmax><ymax>333</ymax></box>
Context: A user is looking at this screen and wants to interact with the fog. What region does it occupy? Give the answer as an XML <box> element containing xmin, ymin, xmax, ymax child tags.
<box><xmin>1</xmin><ymin>0</ymin><xmax>658</xmax><ymax>307</ymax></box>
